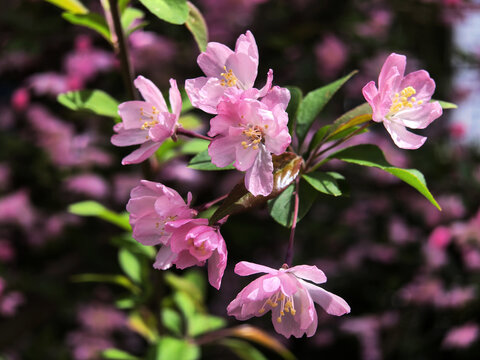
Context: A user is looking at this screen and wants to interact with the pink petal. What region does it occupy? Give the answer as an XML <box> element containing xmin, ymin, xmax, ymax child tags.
<box><xmin>153</xmin><ymin>245</ymin><xmax>177</xmax><ymax>270</ymax></box>
<box><xmin>235</xmin><ymin>145</ymin><xmax>259</xmax><ymax>171</ymax></box>
<box><xmin>383</xmin><ymin>121</ymin><xmax>427</xmax><ymax>149</ymax></box>
<box><xmin>288</xmin><ymin>265</ymin><xmax>327</xmax><ymax>284</ymax></box>
<box><xmin>121</xmin><ymin>141</ymin><xmax>161</xmax><ymax>165</ymax></box>
<box><xmin>226</xmin><ymin>52</ymin><xmax>257</xmax><ymax>90</ymax></box>
<box><xmin>118</xmin><ymin>101</ymin><xmax>149</xmax><ymax>130</ymax></box>
<box><xmin>149</xmin><ymin>114</ymin><xmax>176</xmax><ymax>142</ymax></box>
<box><xmin>134</xmin><ymin>76</ymin><xmax>168</xmax><ymax>112</ymax></box>
<box><xmin>235</xmin><ymin>30</ymin><xmax>259</xmax><ymax>63</ymax></box>
<box><xmin>261</xmin><ymin>84</ymin><xmax>290</xmax><ymax>111</ymax></box>
<box><xmin>362</xmin><ymin>81</ymin><xmax>378</xmax><ymax>113</ymax></box>
<box><xmin>378</xmin><ymin>53</ymin><xmax>406</xmax><ymax>91</ymax></box>
<box><xmin>185</xmin><ymin>76</ymin><xmax>225</xmax><ymax>114</ymax></box>
<box><xmin>234</xmin><ymin>261</ymin><xmax>277</xmax><ymax>276</ymax></box>
<box><xmin>168</xmin><ymin>78</ymin><xmax>182</xmax><ymax>118</ymax></box>
<box><xmin>208</xmin><ymin>237</ymin><xmax>227</xmax><ymax>290</ymax></box>
<box><xmin>111</xmin><ymin>128</ymin><xmax>149</xmax><ymax>146</ymax></box>
<box><xmin>208</xmin><ymin>136</ymin><xmax>239</xmax><ymax>168</ymax></box>
<box><xmin>174</xmin><ymin>250</ymin><xmax>203</xmax><ymax>269</ymax></box>
<box><xmin>198</xmin><ymin>42</ymin><xmax>234</xmax><ymax>77</ymax></box>
<box><xmin>245</xmin><ymin>147</ymin><xmax>273</xmax><ymax>196</ymax></box>
<box><xmin>301</xmin><ymin>280</ymin><xmax>351</xmax><ymax>316</ymax></box>
<box><xmin>132</xmin><ymin>215</ymin><xmax>168</xmax><ymax>246</ymax></box>
<box><xmin>393</xmin><ymin>101</ymin><xmax>442</xmax><ymax>129</ymax></box>
<box><xmin>400</xmin><ymin>70</ymin><xmax>436</xmax><ymax>101</ymax></box>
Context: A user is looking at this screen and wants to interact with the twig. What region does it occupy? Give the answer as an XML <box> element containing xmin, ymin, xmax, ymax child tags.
<box><xmin>284</xmin><ymin>176</ymin><xmax>300</xmax><ymax>266</ymax></box>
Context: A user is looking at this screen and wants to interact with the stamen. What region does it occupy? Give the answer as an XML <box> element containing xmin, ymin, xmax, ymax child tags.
<box><xmin>389</xmin><ymin>86</ymin><xmax>420</xmax><ymax>115</ymax></box>
<box><xmin>241</xmin><ymin>125</ymin><xmax>264</xmax><ymax>150</ymax></box>
<box><xmin>220</xmin><ymin>66</ymin><xmax>238</xmax><ymax>87</ymax></box>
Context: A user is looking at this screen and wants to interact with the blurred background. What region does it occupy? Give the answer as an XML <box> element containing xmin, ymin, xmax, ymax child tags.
<box><xmin>1</xmin><ymin>0</ymin><xmax>480</xmax><ymax>359</ymax></box>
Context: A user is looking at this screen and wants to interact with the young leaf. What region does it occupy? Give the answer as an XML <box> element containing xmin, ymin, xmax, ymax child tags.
<box><xmin>185</xmin><ymin>2</ymin><xmax>208</xmax><ymax>52</ymax></box>
<box><xmin>111</xmin><ymin>234</ymin><xmax>156</xmax><ymax>259</ymax></box>
<box><xmin>302</xmin><ymin>172</ymin><xmax>342</xmax><ymax>196</ymax></box>
<box><xmin>188</xmin><ymin>314</ymin><xmax>226</xmax><ymax>337</ymax></box>
<box><xmin>101</xmin><ymin>348</ymin><xmax>140</xmax><ymax>360</ymax></box>
<box><xmin>118</xmin><ymin>248</ymin><xmax>143</xmax><ymax>284</ymax></box>
<box><xmin>154</xmin><ymin>337</ymin><xmax>200</xmax><ymax>360</ymax></box>
<box><xmin>161</xmin><ymin>308</ymin><xmax>183</xmax><ymax>336</ymax></box>
<box><xmin>58</xmin><ymin>90</ymin><xmax>120</xmax><ymax>118</ymax></box>
<box><xmin>326</xmin><ymin>144</ymin><xmax>441</xmax><ymax>210</ymax></box>
<box><xmin>285</xmin><ymin>86</ymin><xmax>303</xmax><ymax>135</ymax></box>
<box><xmin>129</xmin><ymin>310</ymin><xmax>159</xmax><ymax>343</ymax></box>
<box><xmin>434</xmin><ymin>100</ymin><xmax>458</xmax><ymax>109</ymax></box>
<box><xmin>180</xmin><ymin>139</ymin><xmax>209</xmax><ymax>154</ymax></box>
<box><xmin>296</xmin><ymin>71</ymin><xmax>357</xmax><ymax>147</ymax></box>
<box><xmin>68</xmin><ymin>201</ymin><xmax>131</xmax><ymax>230</ymax></box>
<box><xmin>188</xmin><ymin>150</ymin><xmax>235</xmax><ymax>171</ymax></box>
<box><xmin>165</xmin><ymin>272</ymin><xmax>204</xmax><ymax>303</ymax></box>
<box><xmin>45</xmin><ymin>0</ymin><xmax>88</xmax><ymax>14</ymax></box>
<box><xmin>62</xmin><ymin>12</ymin><xmax>111</xmax><ymax>41</ymax></box>
<box><xmin>325</xmin><ymin>102</ymin><xmax>372</xmax><ymax>139</ymax></box>
<box><xmin>121</xmin><ymin>7</ymin><xmax>145</xmax><ymax>34</ymax></box>
<box><xmin>71</xmin><ymin>274</ymin><xmax>140</xmax><ymax>294</ymax></box>
<box><xmin>138</xmin><ymin>0</ymin><xmax>189</xmax><ymax>25</ymax></box>
<box><xmin>221</xmin><ymin>339</ymin><xmax>268</xmax><ymax>360</ymax></box>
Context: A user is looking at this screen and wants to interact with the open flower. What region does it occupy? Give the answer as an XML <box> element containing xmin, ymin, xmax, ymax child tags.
<box><xmin>127</xmin><ymin>180</ymin><xmax>195</xmax><ymax>246</ymax></box>
<box><xmin>185</xmin><ymin>30</ymin><xmax>272</xmax><ymax>114</ymax></box>
<box><xmin>362</xmin><ymin>53</ymin><xmax>442</xmax><ymax>149</ymax></box>
<box><xmin>153</xmin><ymin>218</ymin><xmax>227</xmax><ymax>290</ymax></box>
<box><xmin>227</xmin><ymin>262</ymin><xmax>350</xmax><ymax>338</ymax></box>
<box><xmin>111</xmin><ymin>76</ymin><xmax>182</xmax><ymax>164</ymax></box>
<box><xmin>208</xmin><ymin>87</ymin><xmax>291</xmax><ymax>196</ymax></box>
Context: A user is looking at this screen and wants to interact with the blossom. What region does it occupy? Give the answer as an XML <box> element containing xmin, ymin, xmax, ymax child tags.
<box><xmin>154</xmin><ymin>218</ymin><xmax>227</xmax><ymax>290</ymax></box>
<box><xmin>227</xmin><ymin>262</ymin><xmax>350</xmax><ymax>338</ymax></box>
<box><xmin>127</xmin><ymin>180</ymin><xmax>195</xmax><ymax>246</ymax></box>
<box><xmin>442</xmin><ymin>323</ymin><xmax>479</xmax><ymax>349</ymax></box>
<box><xmin>111</xmin><ymin>76</ymin><xmax>182</xmax><ymax>165</ymax></box>
<box><xmin>362</xmin><ymin>53</ymin><xmax>442</xmax><ymax>149</ymax></box>
<box><xmin>208</xmin><ymin>87</ymin><xmax>291</xmax><ymax>196</ymax></box>
<box><xmin>185</xmin><ymin>30</ymin><xmax>272</xmax><ymax>114</ymax></box>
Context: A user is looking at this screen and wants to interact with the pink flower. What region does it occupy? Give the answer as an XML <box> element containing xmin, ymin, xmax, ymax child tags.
<box><xmin>442</xmin><ymin>323</ymin><xmax>479</xmax><ymax>349</ymax></box>
<box><xmin>111</xmin><ymin>76</ymin><xmax>182</xmax><ymax>165</ymax></box>
<box><xmin>208</xmin><ymin>88</ymin><xmax>291</xmax><ymax>196</ymax></box>
<box><xmin>154</xmin><ymin>218</ymin><xmax>227</xmax><ymax>290</ymax></box>
<box><xmin>185</xmin><ymin>30</ymin><xmax>273</xmax><ymax>114</ymax></box>
<box><xmin>227</xmin><ymin>262</ymin><xmax>350</xmax><ymax>338</ymax></box>
<box><xmin>362</xmin><ymin>53</ymin><xmax>443</xmax><ymax>149</ymax></box>
<box><xmin>65</xmin><ymin>174</ymin><xmax>109</xmax><ymax>199</ymax></box>
<box><xmin>127</xmin><ymin>180</ymin><xmax>195</xmax><ymax>246</ymax></box>
<box><xmin>314</xmin><ymin>34</ymin><xmax>348</xmax><ymax>79</ymax></box>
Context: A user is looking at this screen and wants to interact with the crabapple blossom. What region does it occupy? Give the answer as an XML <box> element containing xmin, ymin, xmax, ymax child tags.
<box><xmin>185</xmin><ymin>30</ymin><xmax>273</xmax><ymax>114</ymax></box>
<box><xmin>126</xmin><ymin>180</ymin><xmax>195</xmax><ymax>247</ymax></box>
<box><xmin>362</xmin><ymin>53</ymin><xmax>442</xmax><ymax>149</ymax></box>
<box><xmin>227</xmin><ymin>262</ymin><xmax>350</xmax><ymax>338</ymax></box>
<box><xmin>208</xmin><ymin>87</ymin><xmax>291</xmax><ymax>196</ymax></box>
<box><xmin>153</xmin><ymin>218</ymin><xmax>227</xmax><ymax>290</ymax></box>
<box><xmin>111</xmin><ymin>76</ymin><xmax>182</xmax><ymax>164</ymax></box>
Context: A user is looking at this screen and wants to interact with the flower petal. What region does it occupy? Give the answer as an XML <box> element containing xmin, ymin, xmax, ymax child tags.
<box><xmin>378</xmin><ymin>53</ymin><xmax>406</xmax><ymax>92</ymax></box>
<box><xmin>111</xmin><ymin>128</ymin><xmax>149</xmax><ymax>146</ymax></box>
<box><xmin>134</xmin><ymin>76</ymin><xmax>168</xmax><ymax>112</ymax></box>
<box><xmin>400</xmin><ymin>70</ymin><xmax>436</xmax><ymax>101</ymax></box>
<box><xmin>168</xmin><ymin>78</ymin><xmax>182</xmax><ymax>118</ymax></box>
<box><xmin>118</xmin><ymin>101</ymin><xmax>149</xmax><ymax>130</ymax></box>
<box><xmin>300</xmin><ymin>280</ymin><xmax>351</xmax><ymax>316</ymax></box>
<box><xmin>244</xmin><ymin>146</ymin><xmax>273</xmax><ymax>196</ymax></box>
<box><xmin>208</xmin><ymin>236</ymin><xmax>227</xmax><ymax>290</ymax></box>
<box><xmin>383</xmin><ymin>120</ymin><xmax>427</xmax><ymax>150</ymax></box>
<box><xmin>198</xmin><ymin>42</ymin><xmax>234</xmax><ymax>77</ymax></box>
<box><xmin>234</xmin><ymin>261</ymin><xmax>278</xmax><ymax>276</ymax></box>
<box><xmin>153</xmin><ymin>245</ymin><xmax>177</xmax><ymax>270</ymax></box>
<box><xmin>392</xmin><ymin>101</ymin><xmax>442</xmax><ymax>129</ymax></box>
<box><xmin>287</xmin><ymin>265</ymin><xmax>327</xmax><ymax>284</ymax></box>
<box><xmin>121</xmin><ymin>141</ymin><xmax>160</xmax><ymax>165</ymax></box>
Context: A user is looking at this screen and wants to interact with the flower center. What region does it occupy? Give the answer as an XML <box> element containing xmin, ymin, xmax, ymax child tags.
<box><xmin>139</xmin><ymin>106</ymin><xmax>160</xmax><ymax>129</ymax></box>
<box><xmin>241</xmin><ymin>124</ymin><xmax>266</xmax><ymax>150</ymax></box>
<box><xmin>187</xmin><ymin>237</ymin><xmax>208</xmax><ymax>255</ymax></box>
<box><xmin>389</xmin><ymin>86</ymin><xmax>423</xmax><ymax>115</ymax></box>
<box><xmin>258</xmin><ymin>292</ymin><xmax>296</xmax><ymax>323</ymax></box>
<box><xmin>220</xmin><ymin>66</ymin><xmax>238</xmax><ymax>87</ymax></box>
<box><xmin>154</xmin><ymin>215</ymin><xmax>177</xmax><ymax>236</ymax></box>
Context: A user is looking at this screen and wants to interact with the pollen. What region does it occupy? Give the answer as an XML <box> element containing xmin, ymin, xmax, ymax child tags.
<box><xmin>241</xmin><ymin>125</ymin><xmax>264</xmax><ymax>150</ymax></box>
<box><xmin>220</xmin><ymin>66</ymin><xmax>238</xmax><ymax>87</ymax></box>
<box><xmin>389</xmin><ymin>86</ymin><xmax>421</xmax><ymax>114</ymax></box>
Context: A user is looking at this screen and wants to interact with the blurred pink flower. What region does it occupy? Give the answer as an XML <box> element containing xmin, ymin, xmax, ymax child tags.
<box><xmin>315</xmin><ymin>34</ymin><xmax>348</xmax><ymax>79</ymax></box>
<box><xmin>113</xmin><ymin>173</ymin><xmax>143</xmax><ymax>203</ymax></box>
<box><xmin>436</xmin><ymin>286</ymin><xmax>475</xmax><ymax>308</ymax></box>
<box><xmin>77</xmin><ymin>303</ymin><xmax>126</xmax><ymax>335</ymax></box>
<box><xmin>0</xmin><ymin>290</ymin><xmax>25</xmax><ymax>317</ymax></box>
<box><xmin>428</xmin><ymin>226</ymin><xmax>452</xmax><ymax>248</ymax></box>
<box><xmin>130</xmin><ymin>31</ymin><xmax>176</xmax><ymax>71</ymax></box>
<box><xmin>0</xmin><ymin>190</ymin><xmax>36</xmax><ymax>228</ymax></box>
<box><xmin>28</xmin><ymin>72</ymin><xmax>76</xmax><ymax>96</ymax></box>
<box><xmin>65</xmin><ymin>174</ymin><xmax>109</xmax><ymax>199</ymax></box>
<box><xmin>442</xmin><ymin>323</ymin><xmax>479</xmax><ymax>349</ymax></box>
<box><xmin>356</xmin><ymin>9</ymin><xmax>392</xmax><ymax>39</ymax></box>
<box><xmin>11</xmin><ymin>87</ymin><xmax>30</xmax><ymax>111</ymax></box>
<box><xmin>227</xmin><ymin>262</ymin><xmax>350</xmax><ymax>338</ymax></box>
<box><xmin>0</xmin><ymin>163</ymin><xmax>10</xmax><ymax>190</ymax></box>
<box><xmin>363</xmin><ymin>53</ymin><xmax>442</xmax><ymax>149</ymax></box>
<box><xmin>0</xmin><ymin>240</ymin><xmax>15</xmax><ymax>262</ymax></box>
<box><xmin>67</xmin><ymin>331</ymin><xmax>113</xmax><ymax>360</ymax></box>
<box><xmin>112</xmin><ymin>76</ymin><xmax>181</xmax><ymax>165</ymax></box>
<box><xmin>155</xmin><ymin>218</ymin><xmax>227</xmax><ymax>289</ymax></box>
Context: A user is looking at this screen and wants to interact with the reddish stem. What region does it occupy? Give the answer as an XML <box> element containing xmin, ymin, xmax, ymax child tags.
<box><xmin>176</xmin><ymin>127</ymin><xmax>213</xmax><ymax>142</ymax></box>
<box><xmin>284</xmin><ymin>176</ymin><xmax>300</xmax><ymax>266</ymax></box>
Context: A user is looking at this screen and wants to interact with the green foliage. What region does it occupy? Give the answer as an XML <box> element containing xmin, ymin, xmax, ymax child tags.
<box><xmin>101</xmin><ymin>348</ymin><xmax>140</xmax><ymax>360</ymax></box>
<box><xmin>118</xmin><ymin>248</ymin><xmax>143</xmax><ymax>283</ymax></box>
<box><xmin>45</xmin><ymin>0</ymin><xmax>88</xmax><ymax>14</ymax></box>
<box><xmin>165</xmin><ymin>272</ymin><xmax>204</xmax><ymax>303</ymax></box>
<box><xmin>58</xmin><ymin>90</ymin><xmax>120</xmax><ymax>119</ymax></box>
<box><xmin>71</xmin><ymin>274</ymin><xmax>141</xmax><ymax>294</ymax></box>
<box><xmin>153</xmin><ymin>337</ymin><xmax>200</xmax><ymax>360</ymax></box>
<box><xmin>161</xmin><ymin>308</ymin><xmax>183</xmax><ymax>336</ymax></box>
<box><xmin>435</xmin><ymin>100</ymin><xmax>458</xmax><ymax>109</ymax></box>
<box><xmin>111</xmin><ymin>234</ymin><xmax>156</xmax><ymax>259</ymax></box>
<box><xmin>221</xmin><ymin>339</ymin><xmax>268</xmax><ymax>360</ymax></box>
<box><xmin>185</xmin><ymin>2</ymin><xmax>208</xmax><ymax>52</ymax></box>
<box><xmin>121</xmin><ymin>7</ymin><xmax>146</xmax><ymax>35</ymax></box>
<box><xmin>302</xmin><ymin>172</ymin><xmax>343</xmax><ymax>196</ymax></box>
<box><xmin>68</xmin><ymin>201</ymin><xmax>131</xmax><ymax>230</ymax></box>
<box><xmin>62</xmin><ymin>12</ymin><xmax>111</xmax><ymax>41</ymax></box>
<box><xmin>180</xmin><ymin>139</ymin><xmax>209</xmax><ymax>154</ymax></box>
<box><xmin>188</xmin><ymin>150</ymin><xmax>235</xmax><ymax>171</ymax></box>
<box><xmin>138</xmin><ymin>0</ymin><xmax>189</xmax><ymax>25</ymax></box>
<box><xmin>324</xmin><ymin>144</ymin><xmax>441</xmax><ymax>210</ymax></box>
<box><xmin>188</xmin><ymin>314</ymin><xmax>226</xmax><ymax>337</ymax></box>
<box><xmin>285</xmin><ymin>86</ymin><xmax>303</xmax><ymax>134</ymax></box>
<box><xmin>296</xmin><ymin>71</ymin><xmax>357</xmax><ymax>147</ymax></box>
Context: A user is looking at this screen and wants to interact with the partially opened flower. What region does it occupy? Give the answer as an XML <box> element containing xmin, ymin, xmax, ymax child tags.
<box><xmin>111</xmin><ymin>76</ymin><xmax>182</xmax><ymax>164</ymax></box>
<box><xmin>362</xmin><ymin>53</ymin><xmax>442</xmax><ymax>149</ymax></box>
<box><xmin>208</xmin><ymin>87</ymin><xmax>291</xmax><ymax>196</ymax></box>
<box><xmin>127</xmin><ymin>180</ymin><xmax>195</xmax><ymax>246</ymax></box>
<box><xmin>185</xmin><ymin>30</ymin><xmax>272</xmax><ymax>114</ymax></box>
<box><xmin>227</xmin><ymin>262</ymin><xmax>350</xmax><ymax>338</ymax></box>
<box><xmin>153</xmin><ymin>218</ymin><xmax>227</xmax><ymax>290</ymax></box>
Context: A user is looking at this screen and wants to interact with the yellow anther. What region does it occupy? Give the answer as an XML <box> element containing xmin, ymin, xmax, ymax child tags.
<box><xmin>259</xmin><ymin>308</ymin><xmax>265</xmax><ymax>313</ymax></box>
<box><xmin>411</xmin><ymin>97</ymin><xmax>416</xmax><ymax>102</ymax></box>
<box><xmin>155</xmin><ymin>222</ymin><xmax>160</xmax><ymax>228</ymax></box>
<box><xmin>264</xmin><ymin>124</ymin><xmax>268</xmax><ymax>128</ymax></box>
<box><xmin>417</xmin><ymin>100</ymin><xmax>423</xmax><ymax>105</ymax></box>
<box><xmin>277</xmin><ymin>317</ymin><xmax>282</xmax><ymax>323</ymax></box>
<box><xmin>252</xmin><ymin>145</ymin><xmax>258</xmax><ymax>150</ymax></box>
<box><xmin>291</xmin><ymin>309</ymin><xmax>296</xmax><ymax>315</ymax></box>
<box><xmin>400</xmin><ymin>96</ymin><xmax>407</xmax><ymax>103</ymax></box>
<box><xmin>220</xmin><ymin>66</ymin><xmax>238</xmax><ymax>87</ymax></box>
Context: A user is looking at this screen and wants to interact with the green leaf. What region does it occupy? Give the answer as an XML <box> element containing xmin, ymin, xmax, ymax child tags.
<box><xmin>188</xmin><ymin>314</ymin><xmax>226</xmax><ymax>337</ymax></box>
<box><xmin>180</xmin><ymin>139</ymin><xmax>209</xmax><ymax>154</ymax></box>
<box><xmin>45</xmin><ymin>0</ymin><xmax>88</xmax><ymax>14</ymax></box>
<box><xmin>308</xmin><ymin>125</ymin><xmax>331</xmax><ymax>152</ymax></box>
<box><xmin>161</xmin><ymin>308</ymin><xmax>183</xmax><ymax>336</ymax></box>
<box><xmin>118</xmin><ymin>248</ymin><xmax>143</xmax><ymax>283</ymax></box>
<box><xmin>267</xmin><ymin>180</ymin><xmax>318</xmax><ymax>228</ymax></box>
<box><xmin>129</xmin><ymin>310</ymin><xmax>159</xmax><ymax>343</ymax></box>
<box><xmin>185</xmin><ymin>2</ymin><xmax>208</xmax><ymax>52</ymax></box>
<box><xmin>173</xmin><ymin>291</ymin><xmax>198</xmax><ymax>320</ymax></box>
<box><xmin>119</xmin><ymin>0</ymin><xmax>131</xmax><ymax>13</ymax></box>
<box><xmin>58</xmin><ymin>90</ymin><xmax>120</xmax><ymax>118</ymax></box>
<box><xmin>296</xmin><ymin>71</ymin><xmax>357</xmax><ymax>146</ymax></box>
<box><xmin>435</xmin><ymin>99</ymin><xmax>458</xmax><ymax>109</ymax></box>
<box><xmin>154</xmin><ymin>337</ymin><xmax>200</xmax><ymax>360</ymax></box>
<box><xmin>71</xmin><ymin>274</ymin><xmax>140</xmax><ymax>294</ymax></box>
<box><xmin>327</xmin><ymin>125</ymin><xmax>369</xmax><ymax>142</ymax></box>
<box><xmin>327</xmin><ymin>144</ymin><xmax>441</xmax><ymax>210</ymax></box>
<box><xmin>101</xmin><ymin>348</ymin><xmax>140</xmax><ymax>360</ymax></box>
<box><xmin>115</xmin><ymin>297</ymin><xmax>136</xmax><ymax>309</ymax></box>
<box><xmin>302</xmin><ymin>172</ymin><xmax>342</xmax><ymax>196</ymax></box>
<box><xmin>188</xmin><ymin>150</ymin><xmax>235</xmax><ymax>171</ymax></box>
<box><xmin>111</xmin><ymin>234</ymin><xmax>156</xmax><ymax>259</ymax></box>
<box><xmin>165</xmin><ymin>272</ymin><xmax>204</xmax><ymax>303</ymax></box>
<box><xmin>121</xmin><ymin>7</ymin><xmax>145</xmax><ymax>34</ymax></box>
<box><xmin>325</xmin><ymin>102</ymin><xmax>372</xmax><ymax>140</ymax></box>
<box><xmin>62</xmin><ymin>12</ymin><xmax>111</xmax><ymax>41</ymax></box>
<box><xmin>221</xmin><ymin>339</ymin><xmax>267</xmax><ymax>360</ymax></box>
<box><xmin>68</xmin><ymin>201</ymin><xmax>131</xmax><ymax>230</ymax></box>
<box><xmin>138</xmin><ymin>0</ymin><xmax>189</xmax><ymax>25</ymax></box>
<box><xmin>285</xmin><ymin>86</ymin><xmax>302</xmax><ymax>134</ymax></box>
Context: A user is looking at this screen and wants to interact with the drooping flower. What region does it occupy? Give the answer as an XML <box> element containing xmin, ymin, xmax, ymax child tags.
<box><xmin>208</xmin><ymin>87</ymin><xmax>291</xmax><ymax>196</ymax></box>
<box><xmin>126</xmin><ymin>180</ymin><xmax>195</xmax><ymax>246</ymax></box>
<box><xmin>111</xmin><ymin>76</ymin><xmax>182</xmax><ymax>165</ymax></box>
<box><xmin>227</xmin><ymin>261</ymin><xmax>350</xmax><ymax>338</ymax></box>
<box><xmin>362</xmin><ymin>53</ymin><xmax>442</xmax><ymax>149</ymax></box>
<box><xmin>154</xmin><ymin>218</ymin><xmax>227</xmax><ymax>290</ymax></box>
<box><xmin>185</xmin><ymin>30</ymin><xmax>273</xmax><ymax>114</ymax></box>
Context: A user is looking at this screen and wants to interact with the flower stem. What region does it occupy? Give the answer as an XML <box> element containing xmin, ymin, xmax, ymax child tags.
<box><xmin>176</xmin><ymin>127</ymin><xmax>213</xmax><ymax>141</ymax></box>
<box><xmin>195</xmin><ymin>193</ymin><xmax>229</xmax><ymax>212</ymax></box>
<box><xmin>108</xmin><ymin>0</ymin><xmax>135</xmax><ymax>100</ymax></box>
<box><xmin>285</xmin><ymin>176</ymin><xmax>300</xmax><ymax>266</ymax></box>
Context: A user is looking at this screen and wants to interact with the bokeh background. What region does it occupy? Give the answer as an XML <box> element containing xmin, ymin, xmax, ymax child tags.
<box><xmin>1</xmin><ymin>0</ymin><xmax>480</xmax><ymax>359</ymax></box>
